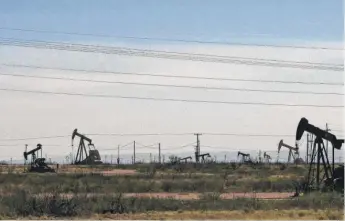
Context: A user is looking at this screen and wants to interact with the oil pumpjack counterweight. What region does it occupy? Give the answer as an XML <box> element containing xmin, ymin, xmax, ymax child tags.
<box><xmin>72</xmin><ymin>129</ymin><xmax>102</xmax><ymax>165</ymax></box>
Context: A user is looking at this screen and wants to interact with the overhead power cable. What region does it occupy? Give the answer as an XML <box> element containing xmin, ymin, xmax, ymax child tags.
<box><xmin>161</xmin><ymin>142</ymin><xmax>197</xmax><ymax>150</ymax></box>
<box><xmin>0</xmin><ymin>144</ymin><xmax>60</xmax><ymax>147</ymax></box>
<box><xmin>135</xmin><ymin>142</ymin><xmax>158</xmax><ymax>149</ymax></box>
<box><xmin>119</xmin><ymin>141</ymin><xmax>134</xmax><ymax>149</ymax></box>
<box><xmin>1</xmin><ymin>72</ymin><xmax>342</xmax><ymax>95</ymax></box>
<box><xmin>2</xmin><ymin>63</ymin><xmax>342</xmax><ymax>86</ymax></box>
<box><xmin>0</xmin><ymin>27</ymin><xmax>342</xmax><ymax>51</ymax></box>
<box><xmin>0</xmin><ymin>38</ymin><xmax>342</xmax><ymax>71</ymax></box>
<box><xmin>0</xmin><ymin>135</ymin><xmax>69</xmax><ymax>141</ymax></box>
<box><xmin>87</xmin><ymin>133</ymin><xmax>194</xmax><ymax>136</ymax></box>
<box><xmin>0</xmin><ymin>87</ymin><xmax>342</xmax><ymax>108</ymax></box>
<box><xmin>202</xmin><ymin>133</ymin><xmax>295</xmax><ymax>137</ymax></box>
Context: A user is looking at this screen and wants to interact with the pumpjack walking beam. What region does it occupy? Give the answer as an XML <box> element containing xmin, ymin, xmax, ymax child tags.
<box><xmin>179</xmin><ymin>156</ymin><xmax>192</xmax><ymax>163</ymax></box>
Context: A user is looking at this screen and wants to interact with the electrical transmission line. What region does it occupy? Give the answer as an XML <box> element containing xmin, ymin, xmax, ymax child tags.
<box><xmin>0</xmin><ymin>135</ymin><xmax>69</xmax><ymax>141</ymax></box>
<box><xmin>0</xmin><ymin>88</ymin><xmax>342</xmax><ymax>108</ymax></box>
<box><xmin>202</xmin><ymin>132</ymin><xmax>294</xmax><ymax>137</ymax></box>
<box><xmin>0</xmin><ymin>27</ymin><xmax>342</xmax><ymax>51</ymax></box>
<box><xmin>4</xmin><ymin>132</ymin><xmax>342</xmax><ymax>143</ymax></box>
<box><xmin>1</xmin><ymin>72</ymin><xmax>342</xmax><ymax>96</ymax></box>
<box><xmin>2</xmin><ymin>63</ymin><xmax>342</xmax><ymax>86</ymax></box>
<box><xmin>87</xmin><ymin>133</ymin><xmax>194</xmax><ymax>136</ymax></box>
<box><xmin>0</xmin><ymin>38</ymin><xmax>342</xmax><ymax>71</ymax></box>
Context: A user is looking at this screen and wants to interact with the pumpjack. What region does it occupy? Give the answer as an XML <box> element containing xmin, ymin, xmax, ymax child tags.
<box><xmin>263</xmin><ymin>152</ymin><xmax>272</xmax><ymax>163</ymax></box>
<box><xmin>237</xmin><ymin>151</ymin><xmax>254</xmax><ymax>164</ymax></box>
<box><xmin>72</xmin><ymin>129</ymin><xmax>102</xmax><ymax>165</ymax></box>
<box><xmin>294</xmin><ymin>117</ymin><xmax>344</xmax><ymax>195</ymax></box>
<box><xmin>23</xmin><ymin>144</ymin><xmax>55</xmax><ymax>173</ymax></box>
<box><xmin>277</xmin><ymin>140</ymin><xmax>304</xmax><ymax>164</ymax></box>
<box><xmin>198</xmin><ymin>153</ymin><xmax>211</xmax><ymax>163</ymax></box>
<box><xmin>179</xmin><ymin>156</ymin><xmax>192</xmax><ymax>163</ymax></box>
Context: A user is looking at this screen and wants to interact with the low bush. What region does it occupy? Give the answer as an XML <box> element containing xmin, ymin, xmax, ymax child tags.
<box><xmin>0</xmin><ymin>190</ymin><xmax>342</xmax><ymax>218</ymax></box>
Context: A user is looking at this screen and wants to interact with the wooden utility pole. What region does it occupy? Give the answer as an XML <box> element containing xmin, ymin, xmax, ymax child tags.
<box><xmin>306</xmin><ymin>134</ymin><xmax>309</xmax><ymax>163</ymax></box>
<box><xmin>158</xmin><ymin>143</ymin><xmax>161</xmax><ymax>164</ymax></box>
<box><xmin>117</xmin><ymin>145</ymin><xmax>120</xmax><ymax>165</ymax></box>
<box><xmin>306</xmin><ymin>133</ymin><xmax>314</xmax><ymax>164</ymax></box>
<box><xmin>133</xmin><ymin>141</ymin><xmax>136</xmax><ymax>164</ymax></box>
<box><xmin>325</xmin><ymin>123</ymin><xmax>331</xmax><ymax>156</ymax></box>
<box><xmin>194</xmin><ymin>133</ymin><xmax>202</xmax><ymax>163</ymax></box>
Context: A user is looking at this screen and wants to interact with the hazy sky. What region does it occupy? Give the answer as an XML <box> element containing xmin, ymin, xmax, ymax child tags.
<box><xmin>0</xmin><ymin>0</ymin><xmax>343</xmax><ymax>163</ymax></box>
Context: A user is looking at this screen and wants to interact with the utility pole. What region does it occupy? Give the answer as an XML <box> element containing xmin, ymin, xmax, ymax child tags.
<box><xmin>306</xmin><ymin>134</ymin><xmax>309</xmax><ymax>164</ymax></box>
<box><xmin>307</xmin><ymin>133</ymin><xmax>314</xmax><ymax>164</ymax></box>
<box><xmin>133</xmin><ymin>141</ymin><xmax>136</xmax><ymax>164</ymax></box>
<box><xmin>325</xmin><ymin>123</ymin><xmax>330</xmax><ymax>156</ymax></box>
<box><xmin>111</xmin><ymin>154</ymin><xmax>113</xmax><ymax>164</ymax></box>
<box><xmin>224</xmin><ymin>154</ymin><xmax>227</xmax><ymax>163</ymax></box>
<box><xmin>117</xmin><ymin>145</ymin><xmax>120</xmax><ymax>165</ymax></box>
<box><xmin>150</xmin><ymin>153</ymin><xmax>152</xmax><ymax>163</ymax></box>
<box><xmin>158</xmin><ymin>143</ymin><xmax>161</xmax><ymax>164</ymax></box>
<box><xmin>194</xmin><ymin>133</ymin><xmax>202</xmax><ymax>163</ymax></box>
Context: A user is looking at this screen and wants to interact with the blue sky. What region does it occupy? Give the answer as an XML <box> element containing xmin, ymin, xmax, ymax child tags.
<box><xmin>0</xmin><ymin>0</ymin><xmax>343</xmax><ymax>43</ymax></box>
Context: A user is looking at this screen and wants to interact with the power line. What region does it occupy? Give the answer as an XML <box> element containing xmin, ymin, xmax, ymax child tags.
<box><xmin>0</xmin><ymin>38</ymin><xmax>342</xmax><ymax>71</ymax></box>
<box><xmin>135</xmin><ymin>142</ymin><xmax>158</xmax><ymax>149</ymax></box>
<box><xmin>161</xmin><ymin>142</ymin><xmax>197</xmax><ymax>150</ymax></box>
<box><xmin>0</xmin><ymin>26</ymin><xmax>342</xmax><ymax>51</ymax></box>
<box><xmin>1</xmin><ymin>72</ymin><xmax>342</xmax><ymax>96</ymax></box>
<box><xmin>3</xmin><ymin>63</ymin><xmax>342</xmax><ymax>86</ymax></box>
<box><xmin>119</xmin><ymin>141</ymin><xmax>135</xmax><ymax>148</ymax></box>
<box><xmin>0</xmin><ymin>144</ymin><xmax>60</xmax><ymax>147</ymax></box>
<box><xmin>0</xmin><ymin>133</ymin><xmax>301</xmax><ymax>142</ymax></box>
<box><xmin>0</xmin><ymin>87</ymin><xmax>342</xmax><ymax>108</ymax></box>
<box><xmin>87</xmin><ymin>133</ymin><xmax>193</xmax><ymax>137</ymax></box>
<box><xmin>202</xmin><ymin>133</ymin><xmax>294</xmax><ymax>137</ymax></box>
<box><xmin>0</xmin><ymin>135</ymin><xmax>69</xmax><ymax>141</ymax></box>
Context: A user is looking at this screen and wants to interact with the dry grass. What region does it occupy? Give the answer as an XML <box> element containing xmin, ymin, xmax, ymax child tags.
<box><xmin>8</xmin><ymin>209</ymin><xmax>344</xmax><ymax>220</ymax></box>
<box><xmin>93</xmin><ymin>209</ymin><xmax>344</xmax><ymax>220</ymax></box>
